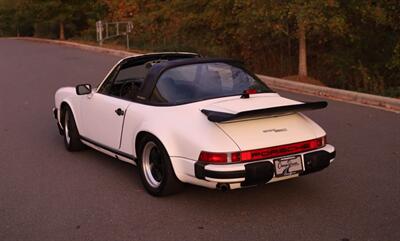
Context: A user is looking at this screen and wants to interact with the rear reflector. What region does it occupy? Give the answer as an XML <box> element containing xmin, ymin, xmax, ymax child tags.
<box><xmin>198</xmin><ymin>136</ymin><xmax>326</xmax><ymax>164</ymax></box>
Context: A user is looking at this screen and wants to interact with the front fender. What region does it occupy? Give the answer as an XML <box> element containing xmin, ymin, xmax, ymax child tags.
<box><xmin>54</xmin><ymin>87</ymin><xmax>82</xmax><ymax>132</ymax></box>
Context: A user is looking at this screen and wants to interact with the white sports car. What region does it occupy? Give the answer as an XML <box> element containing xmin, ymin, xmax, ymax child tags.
<box><xmin>53</xmin><ymin>52</ymin><xmax>336</xmax><ymax>196</ymax></box>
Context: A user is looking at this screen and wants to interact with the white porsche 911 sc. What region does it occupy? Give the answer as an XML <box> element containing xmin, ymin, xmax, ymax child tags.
<box><xmin>53</xmin><ymin>52</ymin><xmax>335</xmax><ymax>196</ymax></box>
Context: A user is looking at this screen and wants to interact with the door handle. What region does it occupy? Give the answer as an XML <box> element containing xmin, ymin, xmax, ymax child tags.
<box><xmin>115</xmin><ymin>108</ymin><xmax>125</xmax><ymax>116</ymax></box>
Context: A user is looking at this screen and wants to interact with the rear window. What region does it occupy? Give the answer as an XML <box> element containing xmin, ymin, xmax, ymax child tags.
<box><xmin>150</xmin><ymin>62</ymin><xmax>272</xmax><ymax>104</ymax></box>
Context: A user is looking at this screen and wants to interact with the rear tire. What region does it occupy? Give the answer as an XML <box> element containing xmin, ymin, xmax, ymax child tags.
<box><xmin>137</xmin><ymin>135</ymin><xmax>183</xmax><ymax>196</ymax></box>
<box><xmin>63</xmin><ymin>107</ymin><xmax>85</xmax><ymax>152</ymax></box>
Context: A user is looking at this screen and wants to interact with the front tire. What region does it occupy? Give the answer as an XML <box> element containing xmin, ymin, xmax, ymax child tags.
<box><xmin>137</xmin><ymin>135</ymin><xmax>183</xmax><ymax>196</ymax></box>
<box><xmin>63</xmin><ymin>107</ymin><xmax>85</xmax><ymax>152</ymax></box>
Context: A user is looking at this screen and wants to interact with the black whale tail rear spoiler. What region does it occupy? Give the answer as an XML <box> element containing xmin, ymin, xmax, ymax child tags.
<box><xmin>201</xmin><ymin>101</ymin><xmax>328</xmax><ymax>123</ymax></box>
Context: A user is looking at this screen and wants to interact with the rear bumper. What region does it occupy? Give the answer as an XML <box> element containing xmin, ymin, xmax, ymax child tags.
<box><xmin>171</xmin><ymin>144</ymin><xmax>335</xmax><ymax>189</ymax></box>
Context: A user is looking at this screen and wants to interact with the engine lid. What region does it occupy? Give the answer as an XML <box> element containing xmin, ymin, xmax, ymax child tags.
<box><xmin>216</xmin><ymin>113</ymin><xmax>325</xmax><ymax>151</ymax></box>
<box><xmin>201</xmin><ymin>94</ymin><xmax>327</xmax><ymax>151</ymax></box>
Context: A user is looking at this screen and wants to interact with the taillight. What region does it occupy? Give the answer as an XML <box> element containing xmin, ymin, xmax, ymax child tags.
<box><xmin>198</xmin><ymin>151</ymin><xmax>227</xmax><ymax>163</ymax></box>
<box><xmin>199</xmin><ymin>136</ymin><xmax>326</xmax><ymax>164</ymax></box>
<box><xmin>231</xmin><ymin>152</ymin><xmax>241</xmax><ymax>162</ymax></box>
<box><xmin>235</xmin><ymin>137</ymin><xmax>326</xmax><ymax>162</ymax></box>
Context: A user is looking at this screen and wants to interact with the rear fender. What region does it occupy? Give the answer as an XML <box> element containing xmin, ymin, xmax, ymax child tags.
<box><xmin>133</xmin><ymin>118</ymin><xmax>240</xmax><ymax>160</ymax></box>
<box><xmin>133</xmin><ymin>123</ymin><xmax>181</xmax><ymax>159</ymax></box>
<box><xmin>132</xmin><ymin>125</ymin><xmax>199</xmax><ymax>183</ymax></box>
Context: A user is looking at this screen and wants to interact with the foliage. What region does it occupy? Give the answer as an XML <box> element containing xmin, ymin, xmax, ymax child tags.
<box><xmin>0</xmin><ymin>0</ymin><xmax>399</xmax><ymax>97</ymax></box>
<box><xmin>0</xmin><ymin>0</ymin><xmax>108</xmax><ymax>39</ymax></box>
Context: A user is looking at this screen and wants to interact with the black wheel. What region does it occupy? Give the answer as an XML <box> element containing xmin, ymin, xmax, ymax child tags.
<box><xmin>137</xmin><ymin>135</ymin><xmax>183</xmax><ymax>196</ymax></box>
<box><xmin>63</xmin><ymin>106</ymin><xmax>85</xmax><ymax>152</ymax></box>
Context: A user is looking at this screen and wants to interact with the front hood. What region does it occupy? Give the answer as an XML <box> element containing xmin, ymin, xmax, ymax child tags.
<box><xmin>201</xmin><ymin>94</ymin><xmax>326</xmax><ymax>151</ymax></box>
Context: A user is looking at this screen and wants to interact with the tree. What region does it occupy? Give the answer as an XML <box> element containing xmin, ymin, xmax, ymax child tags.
<box><xmin>286</xmin><ymin>0</ymin><xmax>347</xmax><ymax>80</ymax></box>
<box><xmin>1</xmin><ymin>0</ymin><xmax>398</xmax><ymax>97</ymax></box>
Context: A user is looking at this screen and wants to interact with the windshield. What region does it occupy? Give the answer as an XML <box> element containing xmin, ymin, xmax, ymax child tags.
<box><xmin>150</xmin><ymin>62</ymin><xmax>272</xmax><ymax>105</ymax></box>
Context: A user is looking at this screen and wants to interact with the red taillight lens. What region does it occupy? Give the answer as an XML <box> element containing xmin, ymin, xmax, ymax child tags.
<box><xmin>233</xmin><ymin>136</ymin><xmax>326</xmax><ymax>163</ymax></box>
<box><xmin>231</xmin><ymin>152</ymin><xmax>241</xmax><ymax>162</ymax></box>
<box><xmin>198</xmin><ymin>151</ymin><xmax>227</xmax><ymax>163</ymax></box>
<box><xmin>199</xmin><ymin>136</ymin><xmax>326</xmax><ymax>164</ymax></box>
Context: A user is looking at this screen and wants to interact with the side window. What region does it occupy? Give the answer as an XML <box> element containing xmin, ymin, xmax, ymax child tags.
<box><xmin>98</xmin><ymin>65</ymin><xmax>120</xmax><ymax>94</ymax></box>
<box><xmin>98</xmin><ymin>62</ymin><xmax>148</xmax><ymax>100</ymax></box>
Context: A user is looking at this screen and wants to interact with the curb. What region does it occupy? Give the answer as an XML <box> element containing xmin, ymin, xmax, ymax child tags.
<box><xmin>7</xmin><ymin>37</ymin><xmax>400</xmax><ymax>113</ymax></box>
<box><xmin>8</xmin><ymin>37</ymin><xmax>136</xmax><ymax>58</ymax></box>
<box><xmin>258</xmin><ymin>75</ymin><xmax>400</xmax><ymax>113</ymax></box>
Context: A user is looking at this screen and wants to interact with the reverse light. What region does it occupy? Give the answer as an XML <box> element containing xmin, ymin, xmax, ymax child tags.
<box><xmin>198</xmin><ymin>136</ymin><xmax>326</xmax><ymax>164</ymax></box>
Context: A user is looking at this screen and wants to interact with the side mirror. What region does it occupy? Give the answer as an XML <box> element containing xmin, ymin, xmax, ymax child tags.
<box><xmin>76</xmin><ymin>84</ymin><xmax>92</xmax><ymax>95</ymax></box>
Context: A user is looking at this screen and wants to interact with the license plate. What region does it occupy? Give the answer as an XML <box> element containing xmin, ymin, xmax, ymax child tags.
<box><xmin>274</xmin><ymin>155</ymin><xmax>303</xmax><ymax>177</ymax></box>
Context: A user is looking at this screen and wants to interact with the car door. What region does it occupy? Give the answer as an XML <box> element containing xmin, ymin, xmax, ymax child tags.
<box><xmin>79</xmin><ymin>93</ymin><xmax>130</xmax><ymax>150</ymax></box>
<box><xmin>78</xmin><ymin>62</ymin><xmax>136</xmax><ymax>150</ymax></box>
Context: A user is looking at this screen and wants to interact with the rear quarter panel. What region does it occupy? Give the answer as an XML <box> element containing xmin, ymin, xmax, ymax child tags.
<box><xmin>119</xmin><ymin>102</ymin><xmax>240</xmax><ymax>160</ymax></box>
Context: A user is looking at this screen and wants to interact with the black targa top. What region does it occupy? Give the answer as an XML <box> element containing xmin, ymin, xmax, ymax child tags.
<box><xmin>115</xmin><ymin>53</ymin><xmax>327</xmax><ymax>117</ymax></box>
<box><xmin>137</xmin><ymin>56</ymin><xmax>248</xmax><ymax>101</ymax></box>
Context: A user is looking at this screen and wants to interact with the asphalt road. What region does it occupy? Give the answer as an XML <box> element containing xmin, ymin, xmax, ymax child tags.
<box><xmin>0</xmin><ymin>39</ymin><xmax>399</xmax><ymax>241</ymax></box>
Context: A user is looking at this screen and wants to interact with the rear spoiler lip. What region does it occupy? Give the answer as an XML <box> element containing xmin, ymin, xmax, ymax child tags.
<box><xmin>201</xmin><ymin>101</ymin><xmax>328</xmax><ymax>123</ymax></box>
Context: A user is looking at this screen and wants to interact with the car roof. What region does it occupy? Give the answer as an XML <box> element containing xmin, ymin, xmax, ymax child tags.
<box><xmin>121</xmin><ymin>52</ymin><xmax>200</xmax><ymax>64</ymax></box>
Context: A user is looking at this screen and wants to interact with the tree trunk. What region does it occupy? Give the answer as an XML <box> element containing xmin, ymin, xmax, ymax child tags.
<box><xmin>33</xmin><ymin>23</ymin><xmax>39</xmax><ymax>37</ymax></box>
<box><xmin>59</xmin><ymin>21</ymin><xmax>65</xmax><ymax>40</ymax></box>
<box><xmin>298</xmin><ymin>21</ymin><xmax>307</xmax><ymax>79</ymax></box>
